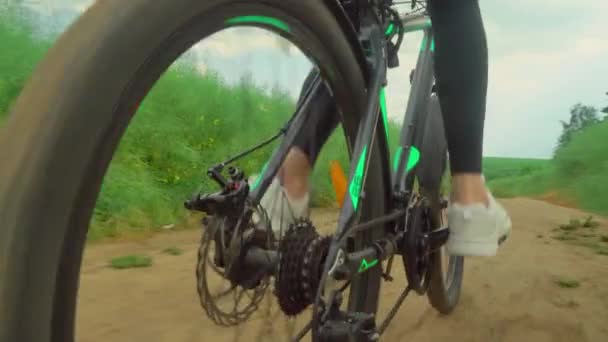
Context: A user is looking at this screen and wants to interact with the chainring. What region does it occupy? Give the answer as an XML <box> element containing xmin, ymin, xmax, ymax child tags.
<box><xmin>402</xmin><ymin>195</ymin><xmax>433</xmax><ymax>294</ymax></box>
<box><xmin>275</xmin><ymin>218</ymin><xmax>331</xmax><ymax>316</ymax></box>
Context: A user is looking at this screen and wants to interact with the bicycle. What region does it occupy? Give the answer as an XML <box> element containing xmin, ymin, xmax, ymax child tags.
<box><xmin>0</xmin><ymin>0</ymin><xmax>464</xmax><ymax>341</ymax></box>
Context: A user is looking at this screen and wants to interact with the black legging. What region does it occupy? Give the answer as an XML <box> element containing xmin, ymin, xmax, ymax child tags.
<box><xmin>293</xmin><ymin>0</ymin><xmax>488</xmax><ymax>174</ymax></box>
<box><xmin>428</xmin><ymin>0</ymin><xmax>487</xmax><ymax>173</ymax></box>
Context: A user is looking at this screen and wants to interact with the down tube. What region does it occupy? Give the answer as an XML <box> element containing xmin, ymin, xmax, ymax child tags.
<box><xmin>248</xmin><ymin>71</ymin><xmax>323</xmax><ymax>202</ymax></box>
<box><xmin>392</xmin><ymin>28</ymin><xmax>435</xmax><ymax>192</ymax></box>
<box><xmin>335</xmin><ymin>33</ymin><xmax>387</xmax><ymax>238</ymax></box>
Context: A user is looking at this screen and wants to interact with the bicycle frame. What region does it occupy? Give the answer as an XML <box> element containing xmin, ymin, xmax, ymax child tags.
<box><xmin>248</xmin><ymin>11</ymin><xmax>436</xmax><ymax>245</ymax></box>
<box><xmin>240</xmin><ymin>9</ymin><xmax>439</xmax><ymax>332</ymax></box>
<box><xmin>187</xmin><ymin>3</ymin><xmax>444</xmax><ymax>341</ymax></box>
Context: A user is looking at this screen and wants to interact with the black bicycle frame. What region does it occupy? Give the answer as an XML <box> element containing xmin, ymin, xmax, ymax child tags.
<box><xmin>248</xmin><ymin>11</ymin><xmax>436</xmax><ymax>245</ymax></box>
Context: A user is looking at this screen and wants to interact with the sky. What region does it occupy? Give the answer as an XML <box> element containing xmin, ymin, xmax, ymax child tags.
<box><xmin>15</xmin><ymin>0</ymin><xmax>608</xmax><ymax>159</ymax></box>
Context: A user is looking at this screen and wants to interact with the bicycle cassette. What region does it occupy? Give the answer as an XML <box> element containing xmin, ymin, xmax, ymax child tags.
<box><xmin>275</xmin><ymin>219</ymin><xmax>331</xmax><ymax>316</ymax></box>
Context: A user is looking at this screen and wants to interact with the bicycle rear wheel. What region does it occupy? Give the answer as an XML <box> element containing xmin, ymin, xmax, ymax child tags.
<box><xmin>416</xmin><ymin>94</ymin><xmax>464</xmax><ymax>314</ymax></box>
<box><xmin>0</xmin><ymin>1</ymin><xmax>389</xmax><ymax>341</ymax></box>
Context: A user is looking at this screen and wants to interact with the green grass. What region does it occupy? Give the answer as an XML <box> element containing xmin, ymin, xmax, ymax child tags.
<box><xmin>556</xmin><ymin>217</ymin><xmax>599</xmax><ymax>232</ymax></box>
<box><xmin>553</xmin><ymin>121</ymin><xmax>608</xmax><ymax>216</ymax></box>
<box><xmin>552</xmin><ymin>216</ymin><xmax>607</xmax><ymax>255</ymax></box>
<box><xmin>92</xmin><ymin>65</ymin><xmax>297</xmax><ymax>236</ymax></box>
<box><xmin>552</xmin><ymin>233</ymin><xmax>577</xmax><ymax>241</ymax></box>
<box><xmin>582</xmin><ymin>216</ymin><xmax>600</xmax><ymax>228</ymax></box>
<box><xmin>163</xmin><ymin>246</ymin><xmax>183</xmax><ymax>256</ymax></box>
<box><xmin>109</xmin><ymin>255</ymin><xmax>153</xmax><ymax>269</ymax></box>
<box><xmin>483</xmin><ymin>157</ymin><xmax>552</xmax><ymax>182</ymax></box>
<box><xmin>485</xmin><ymin>121</ymin><xmax>608</xmax><ymax>217</ymax></box>
<box><xmin>0</xmin><ymin>8</ymin><xmax>50</xmax><ymax>122</ymax></box>
<box><xmin>554</xmin><ymin>278</ymin><xmax>580</xmax><ymax>289</ymax></box>
<box><xmin>485</xmin><ymin>158</ymin><xmax>554</xmax><ymax>199</ymax></box>
<box><xmin>559</xmin><ymin>219</ymin><xmax>582</xmax><ymax>231</ymax></box>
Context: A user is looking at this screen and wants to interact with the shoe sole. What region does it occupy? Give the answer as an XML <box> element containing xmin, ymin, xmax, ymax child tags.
<box><xmin>446</xmin><ymin>239</ymin><xmax>498</xmax><ymax>257</ymax></box>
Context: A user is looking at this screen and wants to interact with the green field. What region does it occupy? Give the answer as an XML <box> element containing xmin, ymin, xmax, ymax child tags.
<box><xmin>484</xmin><ymin>157</ymin><xmax>555</xmax><ymax>198</ymax></box>
<box><xmin>483</xmin><ymin>157</ymin><xmax>551</xmax><ymax>182</ymax></box>
<box><xmin>1</xmin><ymin>9</ymin><xmax>606</xmax><ymax>240</ymax></box>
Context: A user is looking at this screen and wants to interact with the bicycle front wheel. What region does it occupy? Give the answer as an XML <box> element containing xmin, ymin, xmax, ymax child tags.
<box><xmin>0</xmin><ymin>1</ymin><xmax>389</xmax><ymax>341</ymax></box>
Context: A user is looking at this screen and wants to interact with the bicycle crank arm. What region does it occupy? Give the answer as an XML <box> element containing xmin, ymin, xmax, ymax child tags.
<box><xmin>425</xmin><ymin>227</ymin><xmax>449</xmax><ymax>252</ymax></box>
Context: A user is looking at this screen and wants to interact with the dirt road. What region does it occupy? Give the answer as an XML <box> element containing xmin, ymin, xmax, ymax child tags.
<box><xmin>76</xmin><ymin>198</ymin><xmax>608</xmax><ymax>342</ymax></box>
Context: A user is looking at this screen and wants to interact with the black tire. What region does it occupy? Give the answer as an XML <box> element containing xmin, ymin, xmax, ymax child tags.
<box><xmin>0</xmin><ymin>1</ymin><xmax>390</xmax><ymax>341</ymax></box>
<box><xmin>416</xmin><ymin>94</ymin><xmax>464</xmax><ymax>314</ymax></box>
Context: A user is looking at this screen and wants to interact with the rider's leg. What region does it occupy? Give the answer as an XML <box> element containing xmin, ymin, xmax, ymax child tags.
<box><xmin>428</xmin><ymin>0</ymin><xmax>511</xmax><ymax>256</ymax></box>
<box><xmin>258</xmin><ymin>70</ymin><xmax>339</xmax><ymax>237</ymax></box>
<box><xmin>281</xmin><ymin>147</ymin><xmax>312</xmax><ymax>199</ymax></box>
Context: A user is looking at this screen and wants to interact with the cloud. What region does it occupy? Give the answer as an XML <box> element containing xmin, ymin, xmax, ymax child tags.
<box><xmin>194</xmin><ymin>27</ymin><xmax>297</xmax><ymax>58</ymax></box>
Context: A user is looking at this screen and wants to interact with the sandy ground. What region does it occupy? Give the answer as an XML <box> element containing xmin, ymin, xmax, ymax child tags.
<box><xmin>76</xmin><ymin>198</ymin><xmax>608</xmax><ymax>342</ymax></box>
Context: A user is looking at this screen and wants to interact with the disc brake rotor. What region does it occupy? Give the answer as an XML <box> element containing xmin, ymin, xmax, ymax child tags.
<box><xmin>195</xmin><ymin>210</ymin><xmax>270</xmax><ymax>326</ymax></box>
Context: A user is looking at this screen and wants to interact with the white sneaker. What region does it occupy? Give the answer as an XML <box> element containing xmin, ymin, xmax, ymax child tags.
<box><xmin>446</xmin><ymin>191</ymin><xmax>512</xmax><ymax>256</ymax></box>
<box><xmin>249</xmin><ymin>175</ymin><xmax>309</xmax><ymax>239</ymax></box>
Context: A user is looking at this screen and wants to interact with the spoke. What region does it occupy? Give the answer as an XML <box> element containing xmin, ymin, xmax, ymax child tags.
<box><xmin>279</xmin><ymin>189</ymin><xmax>297</xmax><ymax>241</ymax></box>
<box><xmin>279</xmin><ymin>190</ymin><xmax>285</xmax><ymax>239</ymax></box>
<box><xmin>232</xmin><ymin>286</ymin><xmax>247</xmax><ymax>313</ymax></box>
<box><xmin>213</xmin><ymin>283</ymin><xmax>236</xmax><ymax>300</ymax></box>
<box><xmin>280</xmin><ymin>189</ymin><xmax>297</xmax><ymax>222</ymax></box>
<box><xmin>207</xmin><ymin>245</ymin><xmax>225</xmax><ymax>276</ymax></box>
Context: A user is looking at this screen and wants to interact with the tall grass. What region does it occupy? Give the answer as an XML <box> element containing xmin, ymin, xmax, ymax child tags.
<box><xmin>553</xmin><ymin>120</ymin><xmax>608</xmax><ymax>215</ymax></box>
<box><xmin>0</xmin><ymin>8</ymin><xmax>49</xmax><ymax>121</ymax></box>
<box><xmin>483</xmin><ymin>157</ymin><xmax>551</xmax><ymax>182</ymax></box>
<box><xmin>484</xmin><ymin>157</ymin><xmax>555</xmax><ymax>198</ymax></box>
<box><xmin>92</xmin><ymin>66</ymin><xmax>299</xmax><ymax>239</ymax></box>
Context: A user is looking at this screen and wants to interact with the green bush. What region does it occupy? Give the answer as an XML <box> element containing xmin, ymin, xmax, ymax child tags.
<box><xmin>0</xmin><ymin>8</ymin><xmax>49</xmax><ymax>122</ymax></box>
<box><xmin>553</xmin><ymin>121</ymin><xmax>608</xmax><ymax>215</ymax></box>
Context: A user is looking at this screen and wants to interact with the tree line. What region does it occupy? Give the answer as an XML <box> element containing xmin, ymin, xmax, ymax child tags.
<box><xmin>555</xmin><ymin>92</ymin><xmax>608</xmax><ymax>154</ymax></box>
